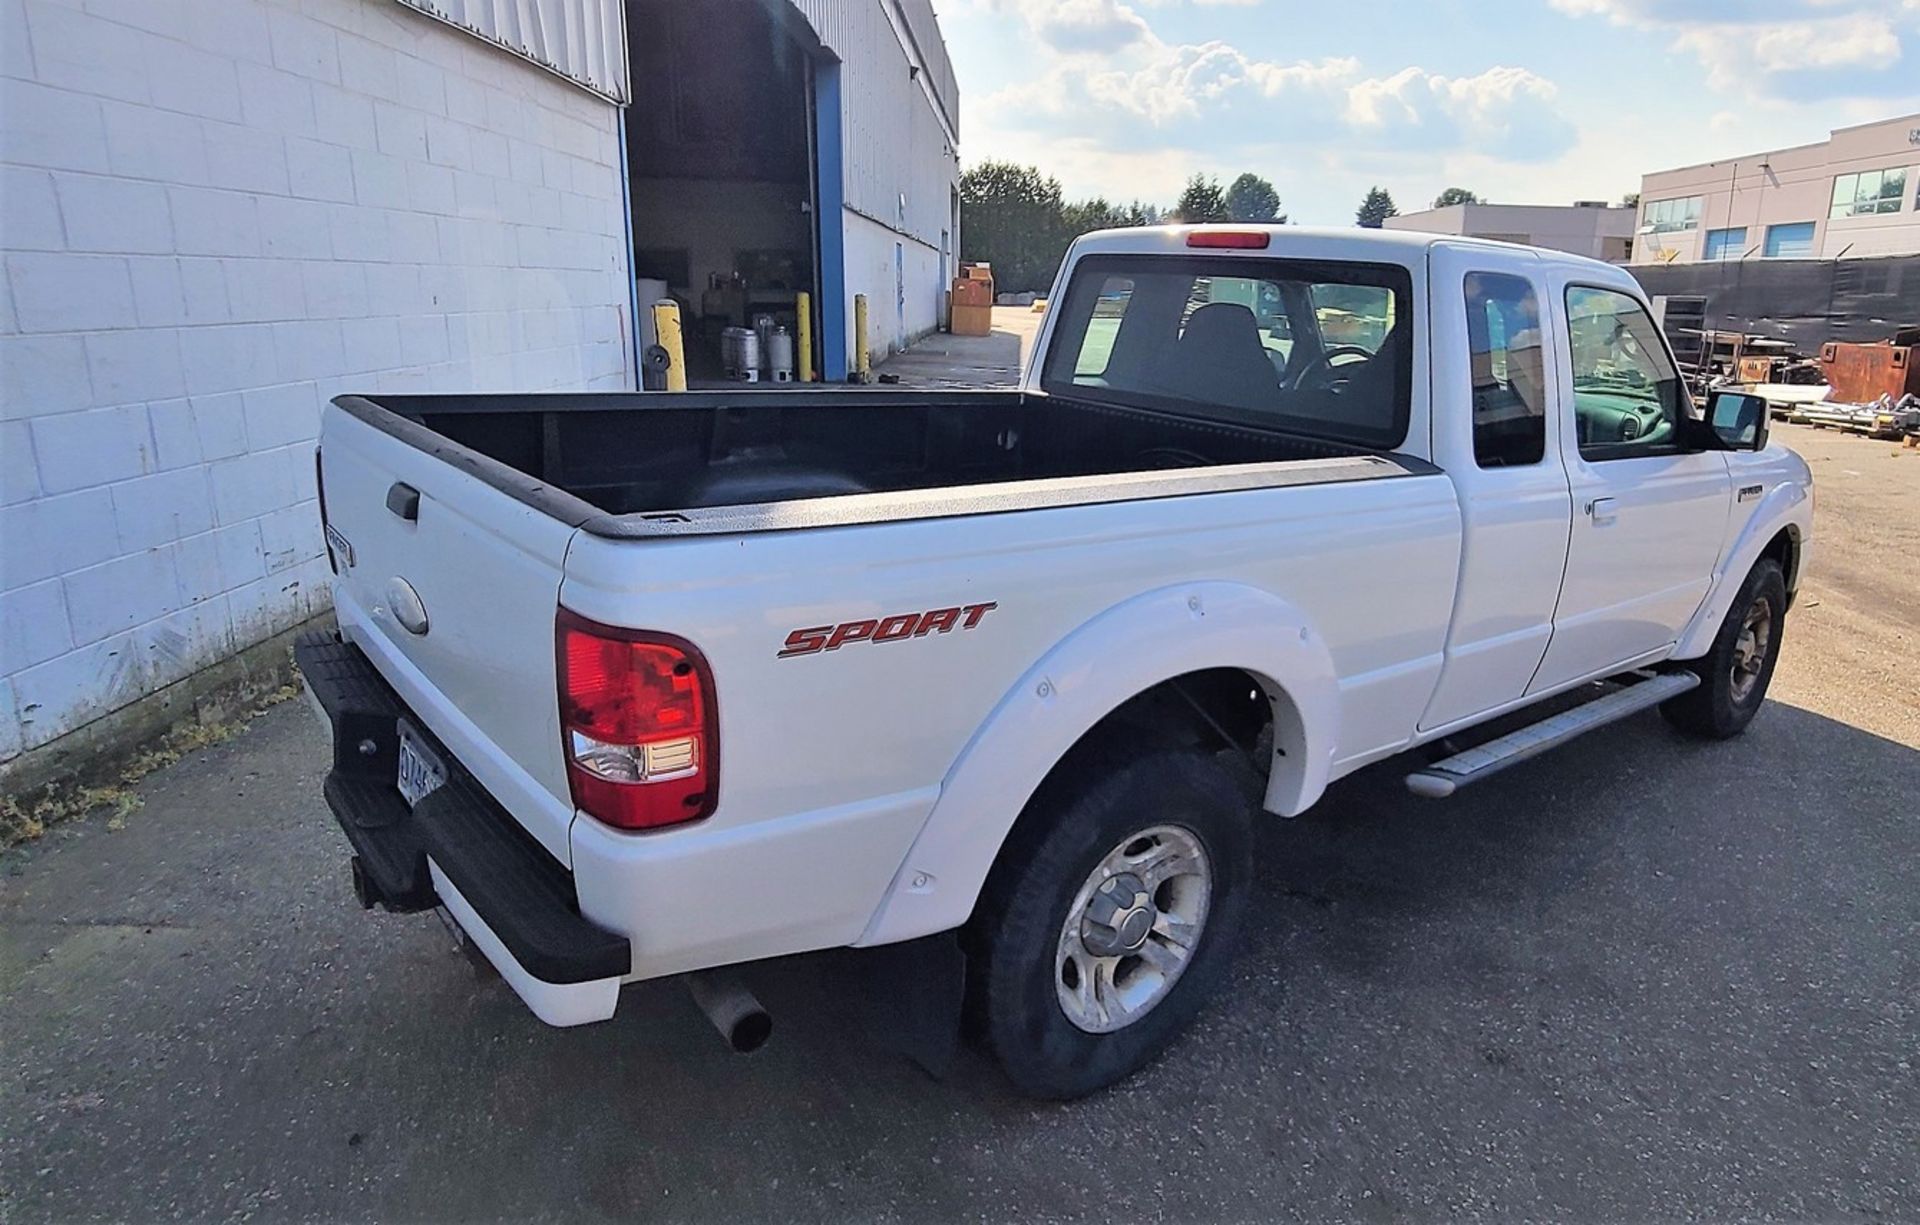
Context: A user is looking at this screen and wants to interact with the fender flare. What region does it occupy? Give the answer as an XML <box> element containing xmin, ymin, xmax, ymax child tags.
<box><xmin>1675</xmin><ymin>481</ymin><xmax>1810</xmax><ymax>659</ymax></box>
<box><xmin>856</xmin><ymin>581</ymin><xmax>1339</xmax><ymax>947</ymax></box>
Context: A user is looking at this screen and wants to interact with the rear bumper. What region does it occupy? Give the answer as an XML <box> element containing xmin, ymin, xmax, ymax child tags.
<box><xmin>295</xmin><ymin>630</ymin><xmax>628</xmax><ymax>1024</ymax></box>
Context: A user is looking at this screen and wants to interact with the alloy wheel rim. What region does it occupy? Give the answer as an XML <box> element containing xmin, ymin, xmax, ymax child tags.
<box><xmin>1729</xmin><ymin>594</ymin><xmax>1773</xmax><ymax>705</ymax></box>
<box><xmin>1055</xmin><ymin>825</ymin><xmax>1211</xmax><ymax>1035</ymax></box>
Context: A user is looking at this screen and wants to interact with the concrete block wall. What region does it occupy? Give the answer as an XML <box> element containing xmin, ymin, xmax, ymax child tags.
<box><xmin>1</xmin><ymin>0</ymin><xmax>632</xmax><ymax>765</ymax></box>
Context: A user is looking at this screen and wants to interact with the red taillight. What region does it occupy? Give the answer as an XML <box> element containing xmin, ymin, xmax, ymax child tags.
<box><xmin>557</xmin><ymin>608</ymin><xmax>717</xmax><ymax>831</ymax></box>
<box><xmin>1186</xmin><ymin>230</ymin><xmax>1270</xmax><ymax>249</ymax></box>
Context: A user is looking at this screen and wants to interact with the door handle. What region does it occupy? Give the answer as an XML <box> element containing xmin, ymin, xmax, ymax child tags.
<box><xmin>1587</xmin><ymin>496</ymin><xmax>1618</xmax><ymax>526</ymax></box>
<box><xmin>386</xmin><ymin>482</ymin><xmax>420</xmax><ymax>522</ymax></box>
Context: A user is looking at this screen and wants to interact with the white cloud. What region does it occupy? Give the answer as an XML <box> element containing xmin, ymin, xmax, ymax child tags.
<box><xmin>1345</xmin><ymin>65</ymin><xmax>1574</xmax><ymax>160</ymax></box>
<box><xmin>1550</xmin><ymin>0</ymin><xmax>1920</xmax><ymax>96</ymax></box>
<box><xmin>978</xmin><ymin>0</ymin><xmax>1152</xmax><ymax>52</ymax></box>
<box><xmin>982</xmin><ymin>40</ymin><xmax>1575</xmax><ymax>164</ymax></box>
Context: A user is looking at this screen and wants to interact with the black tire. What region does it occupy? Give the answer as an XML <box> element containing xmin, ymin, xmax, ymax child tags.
<box><xmin>1661</xmin><ymin>557</ymin><xmax>1787</xmax><ymax>739</ymax></box>
<box><xmin>968</xmin><ymin>749</ymin><xmax>1254</xmax><ymax>1100</ymax></box>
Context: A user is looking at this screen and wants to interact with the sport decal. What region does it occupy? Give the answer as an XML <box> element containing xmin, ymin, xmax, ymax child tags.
<box><xmin>779</xmin><ymin>602</ymin><xmax>998</xmax><ymax>658</ymax></box>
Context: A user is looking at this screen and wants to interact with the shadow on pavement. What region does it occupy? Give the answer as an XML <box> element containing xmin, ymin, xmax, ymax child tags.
<box><xmin>2</xmin><ymin>698</ymin><xmax>1915</xmax><ymax>1221</ymax></box>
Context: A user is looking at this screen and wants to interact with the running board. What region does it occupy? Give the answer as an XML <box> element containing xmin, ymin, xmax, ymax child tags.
<box><xmin>1405</xmin><ymin>672</ymin><xmax>1700</xmax><ymax>798</ymax></box>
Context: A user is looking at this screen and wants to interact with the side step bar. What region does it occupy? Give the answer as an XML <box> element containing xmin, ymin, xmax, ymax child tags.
<box><xmin>1406</xmin><ymin>671</ymin><xmax>1700</xmax><ymax>798</ymax></box>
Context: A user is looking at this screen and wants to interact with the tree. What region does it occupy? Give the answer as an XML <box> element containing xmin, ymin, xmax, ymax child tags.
<box><xmin>1174</xmin><ymin>174</ymin><xmax>1229</xmax><ymax>224</ymax></box>
<box><xmin>1432</xmin><ymin>186</ymin><xmax>1481</xmax><ymax>208</ymax></box>
<box><xmin>1356</xmin><ymin>186</ymin><xmax>1399</xmax><ymax>228</ymax></box>
<box><xmin>1122</xmin><ymin>200</ymin><xmax>1163</xmax><ymax>226</ymax></box>
<box><xmin>1062</xmin><ymin>196</ymin><xmax>1130</xmax><ymax>236</ymax></box>
<box><xmin>1620</xmin><ymin>191</ymin><xmax>1641</xmax><ymax>208</ymax></box>
<box><xmin>1224</xmin><ymin>173</ymin><xmax>1285</xmax><ymax>223</ymax></box>
<box><xmin>960</xmin><ymin>161</ymin><xmax>1068</xmax><ymax>293</ymax></box>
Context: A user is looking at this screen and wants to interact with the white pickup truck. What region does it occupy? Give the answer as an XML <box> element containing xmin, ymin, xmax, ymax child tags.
<box><xmin>299</xmin><ymin>226</ymin><xmax>1812</xmax><ymax>1099</ymax></box>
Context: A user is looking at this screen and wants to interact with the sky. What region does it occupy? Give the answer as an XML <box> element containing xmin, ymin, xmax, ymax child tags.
<box><xmin>932</xmin><ymin>0</ymin><xmax>1920</xmax><ymax>224</ymax></box>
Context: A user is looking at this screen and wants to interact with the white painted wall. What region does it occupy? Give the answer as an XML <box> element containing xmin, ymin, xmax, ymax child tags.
<box><xmin>1</xmin><ymin>0</ymin><xmax>631</xmax><ymax>763</ymax></box>
<box><xmin>845</xmin><ymin>209</ymin><xmax>942</xmax><ymax>361</ymax></box>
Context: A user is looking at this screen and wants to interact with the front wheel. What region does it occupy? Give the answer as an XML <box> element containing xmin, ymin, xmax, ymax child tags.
<box><xmin>1662</xmin><ymin>557</ymin><xmax>1787</xmax><ymax>739</ymax></box>
<box><xmin>968</xmin><ymin>750</ymin><xmax>1253</xmax><ymax>1100</ymax></box>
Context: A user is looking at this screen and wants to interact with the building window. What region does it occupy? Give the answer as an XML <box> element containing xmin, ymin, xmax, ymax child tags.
<box><xmin>1703</xmin><ymin>227</ymin><xmax>1747</xmax><ymax>261</ymax></box>
<box><xmin>1763</xmin><ymin>222</ymin><xmax>1816</xmax><ymax>259</ymax></box>
<box><xmin>1644</xmin><ymin>196</ymin><xmax>1703</xmax><ymax>233</ymax></box>
<box><xmin>1830</xmin><ymin>167</ymin><xmax>1908</xmax><ymax>218</ymax></box>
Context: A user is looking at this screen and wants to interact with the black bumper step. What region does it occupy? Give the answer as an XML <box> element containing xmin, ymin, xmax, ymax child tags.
<box><xmin>294</xmin><ymin>630</ymin><xmax>630</xmax><ymax>984</ymax></box>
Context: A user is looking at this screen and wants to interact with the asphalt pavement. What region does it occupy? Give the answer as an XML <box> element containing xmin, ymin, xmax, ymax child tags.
<box><xmin>2</xmin><ymin>418</ymin><xmax>1915</xmax><ymax>1223</ymax></box>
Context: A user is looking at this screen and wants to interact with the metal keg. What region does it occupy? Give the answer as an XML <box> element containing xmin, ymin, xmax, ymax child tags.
<box><xmin>720</xmin><ymin>326</ymin><xmax>761</xmax><ymax>382</ymax></box>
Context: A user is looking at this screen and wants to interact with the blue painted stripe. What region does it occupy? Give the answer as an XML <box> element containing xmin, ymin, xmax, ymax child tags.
<box><xmin>814</xmin><ymin>60</ymin><xmax>848</xmax><ymax>381</ymax></box>
<box><xmin>617</xmin><ymin>114</ymin><xmax>641</xmax><ymax>389</ymax></box>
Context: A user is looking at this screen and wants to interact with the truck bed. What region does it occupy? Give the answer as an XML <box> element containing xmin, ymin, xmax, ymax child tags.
<box><xmin>335</xmin><ymin>389</ymin><xmax>1429</xmax><ymax>537</ymax></box>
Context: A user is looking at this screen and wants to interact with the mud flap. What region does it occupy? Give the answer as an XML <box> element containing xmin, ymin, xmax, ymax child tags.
<box><xmin>851</xmin><ymin>933</ymin><xmax>968</xmax><ymax>1079</ymax></box>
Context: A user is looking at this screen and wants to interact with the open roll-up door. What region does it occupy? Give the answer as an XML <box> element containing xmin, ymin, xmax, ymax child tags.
<box><xmin>394</xmin><ymin>0</ymin><xmax>630</xmax><ymax>103</ymax></box>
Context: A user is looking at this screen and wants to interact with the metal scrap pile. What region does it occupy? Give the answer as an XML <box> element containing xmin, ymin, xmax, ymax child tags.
<box><xmin>1799</xmin><ymin>327</ymin><xmax>1920</xmax><ymax>439</ymax></box>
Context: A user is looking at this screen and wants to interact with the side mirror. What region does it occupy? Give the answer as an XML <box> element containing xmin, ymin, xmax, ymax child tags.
<box><xmin>1705</xmin><ymin>390</ymin><xmax>1769</xmax><ymax>451</ymax></box>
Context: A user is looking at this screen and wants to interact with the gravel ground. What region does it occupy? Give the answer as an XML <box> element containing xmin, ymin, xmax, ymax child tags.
<box><xmin>2</xmin><ymin>420</ymin><xmax>1915</xmax><ymax>1223</ymax></box>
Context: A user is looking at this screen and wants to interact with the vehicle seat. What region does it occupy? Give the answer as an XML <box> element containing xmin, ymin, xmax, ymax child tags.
<box><xmin>1340</xmin><ymin>318</ymin><xmax>1406</xmax><ymax>414</ymax></box>
<box><xmin>1178</xmin><ymin>303</ymin><xmax>1279</xmax><ymax>410</ymax></box>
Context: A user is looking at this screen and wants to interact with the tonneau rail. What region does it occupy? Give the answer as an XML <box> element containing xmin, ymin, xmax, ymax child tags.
<box><xmin>331</xmin><ymin>390</ymin><xmax>1436</xmax><ymax>540</ymax></box>
<box><xmin>575</xmin><ymin>453</ymin><xmax>1438</xmax><ymax>539</ymax></box>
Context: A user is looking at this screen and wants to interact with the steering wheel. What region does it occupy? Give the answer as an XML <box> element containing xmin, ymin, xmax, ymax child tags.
<box><xmin>1289</xmin><ymin>344</ymin><xmax>1375</xmax><ymax>391</ymax></box>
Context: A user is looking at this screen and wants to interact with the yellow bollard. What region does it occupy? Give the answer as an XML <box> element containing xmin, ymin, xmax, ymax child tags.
<box><xmin>853</xmin><ymin>293</ymin><xmax>869</xmax><ymax>383</ymax></box>
<box><xmin>795</xmin><ymin>291</ymin><xmax>813</xmax><ymax>384</ymax></box>
<box><xmin>651</xmin><ymin>299</ymin><xmax>686</xmax><ymax>392</ymax></box>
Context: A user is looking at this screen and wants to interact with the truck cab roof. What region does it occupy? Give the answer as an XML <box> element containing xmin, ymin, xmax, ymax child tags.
<box><xmin>1067</xmin><ymin>223</ymin><xmax>1637</xmax><ymax>290</ymax></box>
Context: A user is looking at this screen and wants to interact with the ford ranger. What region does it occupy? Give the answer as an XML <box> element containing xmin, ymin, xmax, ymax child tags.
<box><xmin>297</xmin><ymin>226</ymin><xmax>1813</xmax><ymax>1099</ymax></box>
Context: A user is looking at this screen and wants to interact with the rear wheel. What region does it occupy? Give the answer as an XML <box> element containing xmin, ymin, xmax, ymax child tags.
<box><xmin>969</xmin><ymin>750</ymin><xmax>1253</xmax><ymax>1100</ymax></box>
<box><xmin>1661</xmin><ymin>557</ymin><xmax>1787</xmax><ymax>739</ymax></box>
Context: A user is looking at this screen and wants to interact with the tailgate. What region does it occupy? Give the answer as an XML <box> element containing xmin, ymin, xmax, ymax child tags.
<box><xmin>317</xmin><ymin>402</ymin><xmax>580</xmax><ymax>863</ymax></box>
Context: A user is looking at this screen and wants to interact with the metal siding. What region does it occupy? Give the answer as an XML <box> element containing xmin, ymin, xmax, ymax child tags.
<box><xmin>893</xmin><ymin>0</ymin><xmax>957</xmax><ymax>138</ymax></box>
<box><xmin>790</xmin><ymin>0</ymin><xmax>957</xmax><ymax>138</ymax></box>
<box><xmin>394</xmin><ymin>0</ymin><xmax>629</xmax><ymax>103</ymax></box>
<box><xmin>790</xmin><ymin>0</ymin><xmax>851</xmax><ymax>54</ymax></box>
<box><xmin>825</xmin><ymin>0</ymin><xmax>956</xmax><ymax>253</ymax></box>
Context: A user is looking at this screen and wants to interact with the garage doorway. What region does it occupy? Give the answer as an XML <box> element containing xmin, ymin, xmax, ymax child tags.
<box><xmin>624</xmin><ymin>0</ymin><xmax>820</xmax><ymax>383</ymax></box>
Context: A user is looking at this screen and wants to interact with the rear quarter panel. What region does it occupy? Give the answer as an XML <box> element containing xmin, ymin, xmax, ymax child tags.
<box><xmin>560</xmin><ymin>469</ymin><xmax>1460</xmax><ymax>972</ymax></box>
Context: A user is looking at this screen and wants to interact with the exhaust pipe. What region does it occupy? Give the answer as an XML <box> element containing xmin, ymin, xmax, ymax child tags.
<box><xmin>686</xmin><ymin>971</ymin><xmax>773</xmax><ymax>1054</ymax></box>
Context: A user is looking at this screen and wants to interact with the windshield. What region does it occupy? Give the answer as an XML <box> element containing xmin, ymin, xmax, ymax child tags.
<box><xmin>1043</xmin><ymin>254</ymin><xmax>1414</xmax><ymax>449</ymax></box>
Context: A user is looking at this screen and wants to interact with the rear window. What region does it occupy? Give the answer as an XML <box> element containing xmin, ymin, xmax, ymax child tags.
<box><xmin>1042</xmin><ymin>254</ymin><xmax>1414</xmax><ymax>449</ymax></box>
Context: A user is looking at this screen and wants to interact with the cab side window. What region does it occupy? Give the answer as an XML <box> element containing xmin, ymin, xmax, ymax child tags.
<box><xmin>1464</xmin><ymin>272</ymin><xmax>1547</xmax><ymax>467</ymax></box>
<box><xmin>1564</xmin><ymin>286</ymin><xmax>1687</xmax><ymax>460</ymax></box>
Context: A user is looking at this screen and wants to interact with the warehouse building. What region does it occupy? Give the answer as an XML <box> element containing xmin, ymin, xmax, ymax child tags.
<box><xmin>1385</xmin><ymin>200</ymin><xmax>1635</xmax><ymax>262</ymax></box>
<box><xmin>0</xmin><ymin>0</ymin><xmax>960</xmax><ymax>777</ymax></box>
<box><xmin>1632</xmin><ymin>114</ymin><xmax>1920</xmax><ymax>265</ymax></box>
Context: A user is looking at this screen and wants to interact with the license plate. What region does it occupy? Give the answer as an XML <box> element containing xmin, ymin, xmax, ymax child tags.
<box><xmin>396</xmin><ymin>722</ymin><xmax>446</xmax><ymax>809</ymax></box>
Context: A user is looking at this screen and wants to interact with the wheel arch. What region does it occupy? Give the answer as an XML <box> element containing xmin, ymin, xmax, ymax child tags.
<box><xmin>1676</xmin><ymin>483</ymin><xmax>1811</xmax><ymax>660</ymax></box>
<box><xmin>1760</xmin><ymin>523</ymin><xmax>1803</xmax><ymax>601</ymax></box>
<box><xmin>855</xmin><ymin>581</ymin><xmax>1339</xmax><ymax>948</ymax></box>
